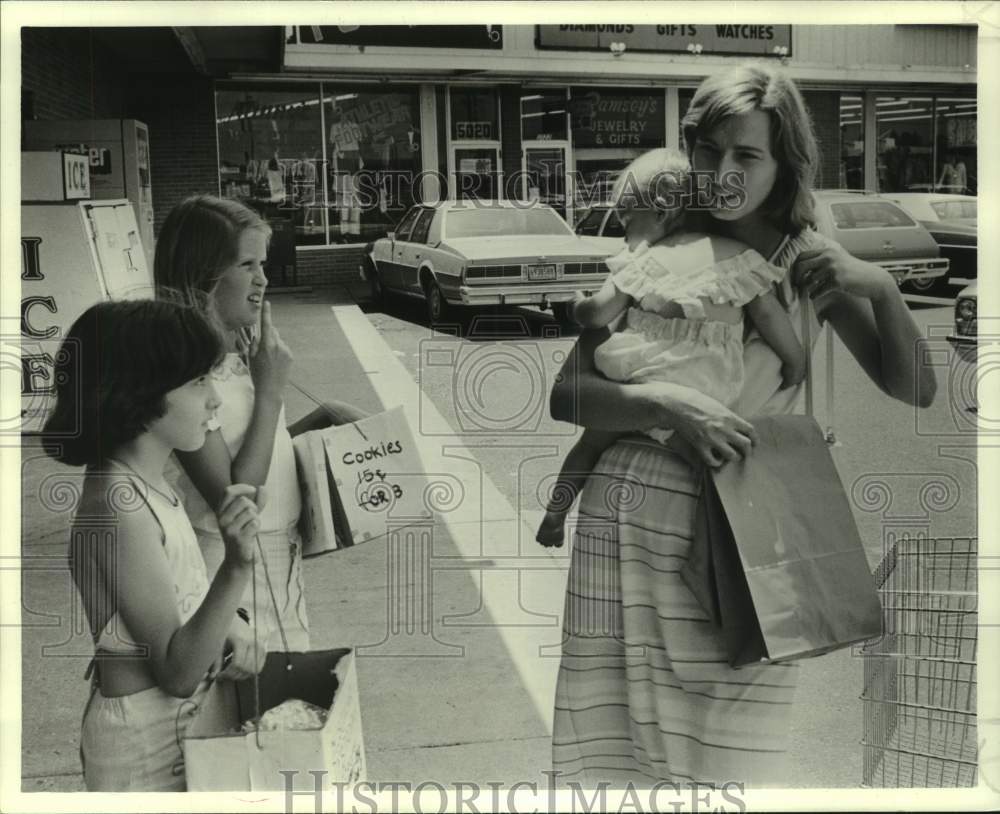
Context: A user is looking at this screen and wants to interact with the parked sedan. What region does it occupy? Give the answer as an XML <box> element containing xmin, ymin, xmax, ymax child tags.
<box><xmin>574</xmin><ymin>204</ymin><xmax>625</xmax><ymax>253</ymax></box>
<box><xmin>362</xmin><ymin>201</ymin><xmax>615</xmax><ymax>323</ymax></box>
<box><xmin>811</xmin><ymin>191</ymin><xmax>948</xmax><ymax>291</ymax></box>
<box><xmin>948</xmin><ymin>282</ymin><xmax>977</xmax><ymax>364</ymax></box>
<box><xmin>880</xmin><ymin>193</ymin><xmax>977</xmax><ymax>292</ymax></box>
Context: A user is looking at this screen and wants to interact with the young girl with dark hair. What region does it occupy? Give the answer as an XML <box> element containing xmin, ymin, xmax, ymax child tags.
<box><xmin>43</xmin><ymin>299</ymin><xmax>266</xmax><ymax>791</ymax></box>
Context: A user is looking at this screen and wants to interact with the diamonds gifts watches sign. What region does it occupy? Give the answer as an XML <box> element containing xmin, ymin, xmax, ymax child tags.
<box><xmin>538</xmin><ymin>24</ymin><xmax>792</xmax><ymax>56</ymax></box>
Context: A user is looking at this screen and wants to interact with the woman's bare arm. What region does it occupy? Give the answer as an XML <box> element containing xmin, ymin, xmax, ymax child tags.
<box><xmin>794</xmin><ymin>241</ymin><xmax>936</xmax><ymax>408</ymax></box>
<box><xmin>550</xmin><ymin>327</ymin><xmax>759</xmax><ymax>466</ymax></box>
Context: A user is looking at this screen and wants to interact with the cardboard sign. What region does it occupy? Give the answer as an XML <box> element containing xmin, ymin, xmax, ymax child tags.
<box><xmin>293</xmin><ymin>406</ymin><xmax>430</xmax><ymax>554</ymax></box>
<box><xmin>323</xmin><ymin>405</ymin><xmax>430</xmax><ymax>544</ymax></box>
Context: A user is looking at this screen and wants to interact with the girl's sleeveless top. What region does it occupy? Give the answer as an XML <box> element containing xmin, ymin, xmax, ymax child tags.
<box><xmin>93</xmin><ymin>475</ymin><xmax>210</xmax><ymax>654</ymax></box>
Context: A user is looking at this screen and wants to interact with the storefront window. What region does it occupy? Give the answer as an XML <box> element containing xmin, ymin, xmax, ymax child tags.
<box><xmin>934</xmin><ymin>97</ymin><xmax>976</xmax><ymax>194</ymax></box>
<box><xmin>216</xmin><ymin>84</ymin><xmax>326</xmax><ymax>245</ymax></box>
<box><xmin>839</xmin><ymin>95</ymin><xmax>864</xmax><ymax>190</ymax></box>
<box><xmin>570</xmin><ymin>87</ymin><xmax>665</xmax><ymax>209</ymax></box>
<box><xmin>450</xmin><ymin>87</ymin><xmax>499</xmax><ymax>141</ymax></box>
<box><xmin>876</xmin><ymin>95</ymin><xmax>934</xmax><ymax>193</ymax></box>
<box><xmin>216</xmin><ymin>83</ymin><xmax>421</xmax><ymax>247</ymax></box>
<box><xmin>520</xmin><ymin>90</ymin><xmax>568</xmax><ymax>141</ymax></box>
<box><xmin>324</xmin><ymin>87</ymin><xmax>421</xmax><ymax>244</ymax></box>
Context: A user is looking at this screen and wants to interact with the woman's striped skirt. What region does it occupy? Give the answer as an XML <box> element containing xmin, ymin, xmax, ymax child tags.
<box><xmin>552</xmin><ymin>437</ymin><xmax>799</xmax><ymax>789</ymax></box>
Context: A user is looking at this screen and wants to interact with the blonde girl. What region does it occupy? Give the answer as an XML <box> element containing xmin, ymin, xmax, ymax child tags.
<box><xmin>155</xmin><ymin>195</ymin><xmax>354</xmax><ymax>652</ymax></box>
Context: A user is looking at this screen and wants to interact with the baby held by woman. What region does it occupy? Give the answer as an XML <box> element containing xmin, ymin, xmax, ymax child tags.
<box><xmin>537</xmin><ymin>148</ymin><xmax>806</xmax><ymax>545</ymax></box>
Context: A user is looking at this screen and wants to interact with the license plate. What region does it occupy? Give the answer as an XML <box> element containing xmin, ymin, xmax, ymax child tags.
<box><xmin>526</xmin><ymin>264</ymin><xmax>557</xmax><ymax>281</ymax></box>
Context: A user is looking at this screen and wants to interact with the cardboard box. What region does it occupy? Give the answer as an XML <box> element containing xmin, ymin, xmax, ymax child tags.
<box><xmin>184</xmin><ymin>648</ymin><xmax>365</xmax><ymax>791</ymax></box>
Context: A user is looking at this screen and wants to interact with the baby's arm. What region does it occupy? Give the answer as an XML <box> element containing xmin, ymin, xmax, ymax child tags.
<box><xmin>571</xmin><ymin>276</ymin><xmax>632</xmax><ymax>329</ymax></box>
<box><xmin>746</xmin><ymin>291</ymin><xmax>807</xmax><ymax>389</ymax></box>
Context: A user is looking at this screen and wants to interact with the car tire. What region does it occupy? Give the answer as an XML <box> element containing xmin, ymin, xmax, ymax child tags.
<box><xmin>424</xmin><ymin>278</ymin><xmax>451</xmax><ymax>325</ymax></box>
<box><xmin>550</xmin><ymin>301</ymin><xmax>578</xmax><ymax>332</ymax></box>
<box><xmin>903</xmin><ymin>275</ymin><xmax>949</xmax><ymax>296</ymax></box>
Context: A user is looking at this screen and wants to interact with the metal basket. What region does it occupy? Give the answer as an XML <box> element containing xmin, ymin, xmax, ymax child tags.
<box><xmin>859</xmin><ymin>536</ymin><xmax>978</xmax><ymax>787</ymax></box>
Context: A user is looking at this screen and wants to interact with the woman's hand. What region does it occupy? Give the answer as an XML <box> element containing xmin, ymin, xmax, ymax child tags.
<box><xmin>217</xmin><ymin>484</ymin><xmax>266</xmax><ymax>566</ymax></box>
<box><xmin>248</xmin><ymin>300</ymin><xmax>293</xmax><ymax>400</ymax></box>
<box><xmin>794</xmin><ymin>237</ymin><xmax>936</xmax><ymax>408</ymax></box>
<box><xmin>649</xmin><ymin>384</ymin><xmax>758</xmax><ymax>469</ymax></box>
<box><xmin>791</xmin><ymin>243</ymin><xmax>894</xmax><ymax>303</ymax></box>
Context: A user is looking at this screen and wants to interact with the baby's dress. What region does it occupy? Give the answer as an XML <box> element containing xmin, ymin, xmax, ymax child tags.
<box><xmin>594</xmin><ymin>234</ymin><xmax>786</xmax><ymax>443</ymax></box>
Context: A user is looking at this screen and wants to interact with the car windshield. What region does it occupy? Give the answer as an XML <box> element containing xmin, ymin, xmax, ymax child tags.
<box><xmin>930</xmin><ymin>199</ymin><xmax>977</xmax><ymax>221</ymax></box>
<box><xmin>830</xmin><ymin>201</ymin><xmax>916</xmax><ymax>229</ymax></box>
<box><xmin>445</xmin><ymin>206</ymin><xmax>573</xmax><ymax>239</ymax></box>
<box><xmin>575</xmin><ymin>208</ymin><xmax>607</xmax><ymax>236</ymax></box>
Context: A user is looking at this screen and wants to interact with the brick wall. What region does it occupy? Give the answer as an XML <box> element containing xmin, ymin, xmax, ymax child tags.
<box><xmin>21</xmin><ymin>29</ymin><xmax>218</xmax><ymax>238</ymax></box>
<box><xmin>295</xmin><ymin>246</ymin><xmax>366</xmax><ymax>287</ymax></box>
<box><xmin>803</xmin><ymin>90</ymin><xmax>840</xmax><ymax>190</ymax></box>
<box><xmin>128</xmin><ymin>76</ymin><xmax>219</xmax><ymax>235</ymax></box>
<box><xmin>21</xmin><ymin>28</ymin><xmax>127</xmax><ymax>123</ymax></box>
<box><xmin>499</xmin><ymin>86</ymin><xmax>522</xmax><ymax>199</ymax></box>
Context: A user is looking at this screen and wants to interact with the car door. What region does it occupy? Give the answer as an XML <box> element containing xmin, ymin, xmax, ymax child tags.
<box><xmin>826</xmin><ymin>199</ymin><xmax>937</xmax><ymax>262</ymax></box>
<box><xmin>381</xmin><ymin>206</ymin><xmax>421</xmax><ymax>290</ymax></box>
<box><xmin>398</xmin><ymin>207</ymin><xmax>436</xmax><ymax>293</ymax></box>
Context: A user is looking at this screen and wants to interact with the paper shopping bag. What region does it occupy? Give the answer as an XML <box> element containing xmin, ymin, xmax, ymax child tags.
<box><xmin>319</xmin><ymin>405</ymin><xmax>431</xmax><ymax>546</ymax></box>
<box><xmin>293</xmin><ymin>429</ymin><xmax>350</xmax><ymax>557</ymax></box>
<box><xmin>183</xmin><ymin>648</ymin><xmax>366</xmax><ymax>790</ymax></box>
<box><xmin>682</xmin><ymin>414</ymin><xmax>882</xmax><ymax>667</ymax></box>
<box><xmin>293</xmin><ymin>406</ymin><xmax>431</xmax><ymax>553</ymax></box>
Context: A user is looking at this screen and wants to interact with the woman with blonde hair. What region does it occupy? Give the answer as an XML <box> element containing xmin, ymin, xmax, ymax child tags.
<box><xmin>550</xmin><ymin>63</ymin><xmax>935</xmax><ymax>787</ymax></box>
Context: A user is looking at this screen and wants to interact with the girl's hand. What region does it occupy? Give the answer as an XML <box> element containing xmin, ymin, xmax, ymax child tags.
<box><xmin>651</xmin><ymin>384</ymin><xmax>758</xmax><ymax>469</ymax></box>
<box><xmin>791</xmin><ymin>243</ymin><xmax>894</xmax><ymax>303</ymax></box>
<box><xmin>217</xmin><ymin>484</ymin><xmax>266</xmax><ymax>566</ymax></box>
<box><xmin>248</xmin><ymin>301</ymin><xmax>293</xmax><ymax>400</ymax></box>
<box><xmin>211</xmin><ymin>620</ymin><xmax>267</xmax><ymax>682</ymax></box>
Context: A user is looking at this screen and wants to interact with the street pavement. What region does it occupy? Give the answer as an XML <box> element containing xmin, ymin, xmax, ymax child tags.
<box><xmin>18</xmin><ymin>283</ymin><xmax>979</xmax><ymax>793</ymax></box>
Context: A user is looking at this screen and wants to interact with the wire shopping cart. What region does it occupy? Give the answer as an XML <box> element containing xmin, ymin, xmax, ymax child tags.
<box><xmin>859</xmin><ymin>536</ymin><xmax>978</xmax><ymax>787</ymax></box>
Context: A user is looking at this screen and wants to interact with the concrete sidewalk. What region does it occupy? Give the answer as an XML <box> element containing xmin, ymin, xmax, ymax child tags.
<box><xmin>19</xmin><ymin>286</ymin><xmax>867</xmax><ymax>792</ymax></box>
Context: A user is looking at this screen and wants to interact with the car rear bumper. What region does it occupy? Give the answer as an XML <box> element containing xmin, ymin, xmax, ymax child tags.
<box><xmin>948</xmin><ymin>334</ymin><xmax>977</xmax><ymax>364</ymax></box>
<box><xmin>458</xmin><ymin>282</ymin><xmax>605</xmax><ymax>307</ymax></box>
<box><xmin>877</xmin><ymin>258</ymin><xmax>949</xmax><ymax>285</ymax></box>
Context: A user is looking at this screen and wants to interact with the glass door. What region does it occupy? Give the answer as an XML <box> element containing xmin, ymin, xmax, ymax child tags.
<box><xmin>452</xmin><ymin>146</ymin><xmax>500</xmax><ymax>201</ymax></box>
<box><xmin>523</xmin><ymin>144</ymin><xmax>569</xmax><ymax>221</ymax></box>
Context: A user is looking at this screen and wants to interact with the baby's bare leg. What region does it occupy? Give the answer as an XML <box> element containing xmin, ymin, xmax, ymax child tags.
<box><xmin>537</xmin><ymin>428</ymin><xmax>626</xmax><ymax>546</ymax></box>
